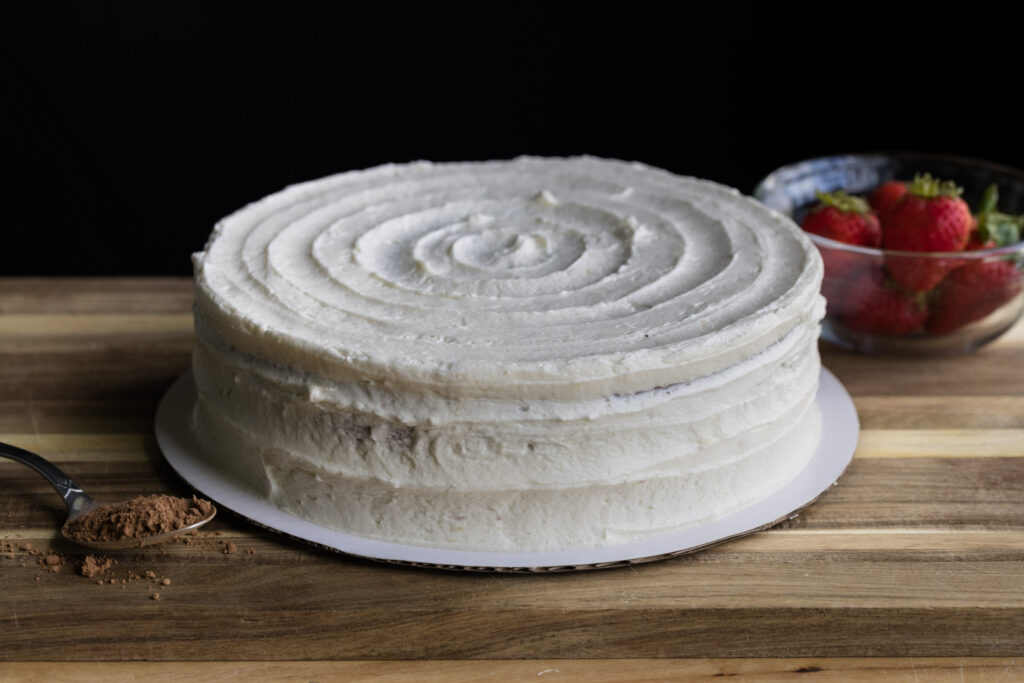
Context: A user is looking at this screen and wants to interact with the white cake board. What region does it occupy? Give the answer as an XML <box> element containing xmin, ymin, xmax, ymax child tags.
<box><xmin>154</xmin><ymin>368</ymin><xmax>858</xmax><ymax>572</ymax></box>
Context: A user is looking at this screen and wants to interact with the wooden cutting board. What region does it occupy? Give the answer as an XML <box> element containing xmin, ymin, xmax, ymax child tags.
<box><xmin>1</xmin><ymin>278</ymin><xmax>1022</xmax><ymax>674</ymax></box>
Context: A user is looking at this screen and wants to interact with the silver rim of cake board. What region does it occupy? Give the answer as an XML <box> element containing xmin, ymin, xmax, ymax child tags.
<box><xmin>155</xmin><ymin>368</ymin><xmax>858</xmax><ymax>573</ymax></box>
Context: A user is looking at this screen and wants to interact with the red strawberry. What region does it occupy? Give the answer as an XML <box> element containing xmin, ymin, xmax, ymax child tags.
<box><xmin>801</xmin><ymin>191</ymin><xmax>881</xmax><ymax>247</ymax></box>
<box><xmin>818</xmin><ymin>248</ymin><xmax>883</xmax><ymax>319</ymax></box>
<box><xmin>869</xmin><ymin>180</ymin><xmax>907</xmax><ymax>223</ymax></box>
<box><xmin>925</xmin><ymin>258</ymin><xmax>1023</xmax><ymax>334</ymax></box>
<box><xmin>883</xmin><ymin>173</ymin><xmax>973</xmax><ymax>291</ymax></box>
<box><xmin>842</xmin><ymin>270</ymin><xmax>928</xmax><ymax>335</ymax></box>
<box><xmin>884</xmin><ymin>174</ymin><xmax>972</xmax><ymax>251</ymax></box>
<box><xmin>884</xmin><ymin>253</ymin><xmax>965</xmax><ymax>293</ymax></box>
<box><xmin>964</xmin><ymin>229</ymin><xmax>995</xmax><ymax>251</ymax></box>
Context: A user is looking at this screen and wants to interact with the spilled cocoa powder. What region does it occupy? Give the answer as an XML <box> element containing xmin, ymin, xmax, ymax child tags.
<box><xmin>63</xmin><ymin>494</ymin><xmax>213</xmax><ymax>545</ymax></box>
<box><xmin>171</xmin><ymin>531</ymin><xmax>255</xmax><ymax>555</ymax></box>
<box><xmin>5</xmin><ymin>541</ymin><xmax>68</xmax><ymax>574</ymax></box>
<box><xmin>2</xmin><ymin>494</ymin><xmax>256</xmax><ymax>600</ymax></box>
<box><xmin>80</xmin><ymin>554</ymin><xmax>117</xmax><ymax>578</ymax></box>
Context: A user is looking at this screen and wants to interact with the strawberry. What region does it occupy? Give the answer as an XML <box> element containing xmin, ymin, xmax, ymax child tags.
<box><xmin>964</xmin><ymin>228</ymin><xmax>995</xmax><ymax>251</ymax></box>
<box><xmin>841</xmin><ymin>269</ymin><xmax>928</xmax><ymax>335</ymax></box>
<box><xmin>884</xmin><ymin>252</ymin><xmax>965</xmax><ymax>293</ymax></box>
<box><xmin>925</xmin><ymin>184</ymin><xmax>1024</xmax><ymax>334</ymax></box>
<box><xmin>868</xmin><ymin>180</ymin><xmax>907</xmax><ymax>223</ymax></box>
<box><xmin>801</xmin><ymin>191</ymin><xmax>881</xmax><ymax>247</ymax></box>
<box><xmin>883</xmin><ymin>174</ymin><xmax>973</xmax><ymax>252</ymax></box>
<box><xmin>925</xmin><ymin>258</ymin><xmax>1023</xmax><ymax>334</ymax></box>
<box><xmin>802</xmin><ymin>192</ymin><xmax>883</xmax><ymax>320</ymax></box>
<box><xmin>820</xmin><ymin>254</ymin><xmax>883</xmax><ymax>319</ymax></box>
<box><xmin>883</xmin><ymin>173</ymin><xmax>973</xmax><ymax>291</ymax></box>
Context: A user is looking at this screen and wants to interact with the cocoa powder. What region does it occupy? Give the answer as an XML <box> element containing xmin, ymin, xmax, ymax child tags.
<box><xmin>8</xmin><ymin>542</ymin><xmax>67</xmax><ymax>575</ymax></box>
<box><xmin>40</xmin><ymin>553</ymin><xmax>63</xmax><ymax>570</ymax></box>
<box><xmin>64</xmin><ymin>494</ymin><xmax>213</xmax><ymax>545</ymax></box>
<box><xmin>80</xmin><ymin>555</ymin><xmax>117</xmax><ymax>578</ymax></box>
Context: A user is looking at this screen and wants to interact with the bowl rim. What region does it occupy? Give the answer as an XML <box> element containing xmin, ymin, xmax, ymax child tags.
<box><xmin>754</xmin><ymin>152</ymin><xmax>1024</xmax><ymax>257</ymax></box>
<box><xmin>807</xmin><ymin>232</ymin><xmax>1024</xmax><ymax>259</ymax></box>
<box><xmin>755</xmin><ymin>151</ymin><xmax>1024</xmax><ymax>191</ymax></box>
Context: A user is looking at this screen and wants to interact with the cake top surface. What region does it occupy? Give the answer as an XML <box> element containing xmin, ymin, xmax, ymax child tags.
<box><xmin>194</xmin><ymin>156</ymin><xmax>822</xmax><ymax>396</ymax></box>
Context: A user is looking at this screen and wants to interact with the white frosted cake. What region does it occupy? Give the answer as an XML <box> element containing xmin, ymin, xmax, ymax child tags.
<box><xmin>191</xmin><ymin>156</ymin><xmax>825</xmax><ymax>552</ymax></box>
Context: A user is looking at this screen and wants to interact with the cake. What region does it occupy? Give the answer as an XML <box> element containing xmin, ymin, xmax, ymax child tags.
<box><xmin>191</xmin><ymin>156</ymin><xmax>825</xmax><ymax>552</ymax></box>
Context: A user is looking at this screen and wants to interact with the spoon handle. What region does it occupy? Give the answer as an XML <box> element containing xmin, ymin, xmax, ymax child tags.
<box><xmin>0</xmin><ymin>440</ymin><xmax>96</xmax><ymax>516</ymax></box>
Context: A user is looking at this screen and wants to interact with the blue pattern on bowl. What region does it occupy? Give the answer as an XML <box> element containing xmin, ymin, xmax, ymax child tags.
<box><xmin>754</xmin><ymin>153</ymin><xmax>1024</xmax><ymax>224</ymax></box>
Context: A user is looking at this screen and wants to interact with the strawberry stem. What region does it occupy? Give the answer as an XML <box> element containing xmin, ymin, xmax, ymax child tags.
<box><xmin>812</xmin><ymin>190</ymin><xmax>872</xmax><ymax>215</ymax></box>
<box><xmin>974</xmin><ymin>183</ymin><xmax>1023</xmax><ymax>246</ymax></box>
<box><xmin>979</xmin><ymin>184</ymin><xmax>999</xmax><ymax>214</ymax></box>
<box><xmin>908</xmin><ymin>172</ymin><xmax>963</xmax><ymax>199</ymax></box>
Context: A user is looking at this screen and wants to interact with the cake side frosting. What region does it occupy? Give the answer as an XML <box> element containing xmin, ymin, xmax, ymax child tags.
<box><xmin>191</xmin><ymin>156</ymin><xmax>825</xmax><ymax>551</ymax></box>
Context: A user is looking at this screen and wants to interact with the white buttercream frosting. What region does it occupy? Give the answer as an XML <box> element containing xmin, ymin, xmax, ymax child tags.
<box><xmin>191</xmin><ymin>156</ymin><xmax>825</xmax><ymax>551</ymax></box>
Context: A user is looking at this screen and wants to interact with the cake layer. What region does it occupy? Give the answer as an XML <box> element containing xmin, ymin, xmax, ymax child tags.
<box><xmin>194</xmin><ymin>386</ymin><xmax>821</xmax><ymax>551</ymax></box>
<box><xmin>191</xmin><ymin>321</ymin><xmax>820</xmax><ymax>490</ymax></box>
<box><xmin>193</xmin><ymin>157</ymin><xmax>823</xmax><ymax>400</ymax></box>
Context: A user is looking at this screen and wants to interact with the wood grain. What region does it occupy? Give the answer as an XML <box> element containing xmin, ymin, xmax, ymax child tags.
<box><xmin>853</xmin><ymin>395</ymin><xmax>1024</xmax><ymax>429</ymax></box>
<box><xmin>0</xmin><ymin>278</ymin><xmax>194</xmax><ymax>314</ymax></box>
<box><xmin>1</xmin><ymin>658</ymin><xmax>1022</xmax><ymax>682</ymax></box>
<box><xmin>1</xmin><ymin>278</ymin><xmax>1023</xmax><ymax>662</ymax></box>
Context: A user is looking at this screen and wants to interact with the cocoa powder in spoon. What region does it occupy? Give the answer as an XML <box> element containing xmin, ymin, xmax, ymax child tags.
<box><xmin>64</xmin><ymin>494</ymin><xmax>213</xmax><ymax>544</ymax></box>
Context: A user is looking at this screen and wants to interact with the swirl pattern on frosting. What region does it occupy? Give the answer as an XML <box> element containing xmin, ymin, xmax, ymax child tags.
<box><xmin>195</xmin><ymin>157</ymin><xmax>822</xmax><ymax>399</ymax></box>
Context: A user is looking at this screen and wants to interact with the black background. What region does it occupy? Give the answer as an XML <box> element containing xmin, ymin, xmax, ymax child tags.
<box><xmin>4</xmin><ymin>4</ymin><xmax>1022</xmax><ymax>275</ymax></box>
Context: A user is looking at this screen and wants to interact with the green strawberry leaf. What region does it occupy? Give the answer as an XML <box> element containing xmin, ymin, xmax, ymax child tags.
<box><xmin>908</xmin><ymin>173</ymin><xmax>963</xmax><ymax>199</ymax></box>
<box><xmin>977</xmin><ymin>212</ymin><xmax>1023</xmax><ymax>246</ymax></box>
<box><xmin>978</xmin><ymin>184</ymin><xmax>999</xmax><ymax>214</ymax></box>
<box><xmin>812</xmin><ymin>190</ymin><xmax>872</xmax><ymax>215</ymax></box>
<box><xmin>975</xmin><ymin>184</ymin><xmax>1023</xmax><ymax>246</ymax></box>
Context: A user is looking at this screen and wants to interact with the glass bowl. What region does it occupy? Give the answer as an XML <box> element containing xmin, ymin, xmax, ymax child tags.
<box><xmin>754</xmin><ymin>153</ymin><xmax>1024</xmax><ymax>355</ymax></box>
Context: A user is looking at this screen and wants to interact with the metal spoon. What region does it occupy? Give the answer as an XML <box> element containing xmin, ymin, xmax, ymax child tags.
<box><xmin>0</xmin><ymin>440</ymin><xmax>215</xmax><ymax>550</ymax></box>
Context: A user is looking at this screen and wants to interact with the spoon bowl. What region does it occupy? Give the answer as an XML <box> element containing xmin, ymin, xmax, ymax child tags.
<box><xmin>1</xmin><ymin>440</ymin><xmax>216</xmax><ymax>551</ymax></box>
<box><xmin>60</xmin><ymin>499</ymin><xmax>217</xmax><ymax>550</ymax></box>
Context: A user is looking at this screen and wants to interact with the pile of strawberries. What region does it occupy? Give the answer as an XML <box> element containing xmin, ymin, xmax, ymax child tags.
<box><xmin>801</xmin><ymin>173</ymin><xmax>1024</xmax><ymax>335</ymax></box>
